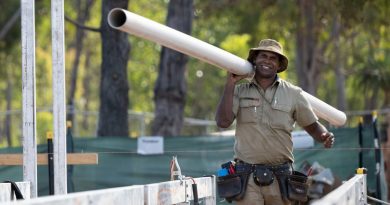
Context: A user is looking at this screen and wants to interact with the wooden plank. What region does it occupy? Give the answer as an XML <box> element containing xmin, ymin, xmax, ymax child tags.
<box><xmin>312</xmin><ymin>174</ymin><xmax>367</xmax><ymax>205</ymax></box>
<box><xmin>145</xmin><ymin>177</ymin><xmax>216</xmax><ymax>205</ymax></box>
<box><xmin>187</xmin><ymin>177</ymin><xmax>215</xmax><ymax>200</ymax></box>
<box><xmin>0</xmin><ymin>153</ymin><xmax>98</xmax><ymax>166</ymax></box>
<box><xmin>51</xmin><ymin>0</ymin><xmax>67</xmax><ymax>195</ymax></box>
<box><xmin>0</xmin><ymin>182</ymin><xmax>31</xmax><ymax>202</ymax></box>
<box><xmin>5</xmin><ymin>177</ymin><xmax>215</xmax><ymax>205</ymax></box>
<box><xmin>21</xmin><ymin>0</ymin><xmax>38</xmax><ymax>198</ymax></box>
<box><xmin>145</xmin><ymin>180</ymin><xmax>187</xmax><ymax>205</ymax></box>
<box><xmin>11</xmin><ymin>185</ymin><xmax>144</xmax><ymax>205</ymax></box>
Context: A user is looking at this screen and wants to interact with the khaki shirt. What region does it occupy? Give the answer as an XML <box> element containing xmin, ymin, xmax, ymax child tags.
<box><xmin>232</xmin><ymin>77</ymin><xmax>317</xmax><ymax>165</ymax></box>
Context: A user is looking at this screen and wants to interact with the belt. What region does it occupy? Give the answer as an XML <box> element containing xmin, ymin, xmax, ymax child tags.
<box><xmin>235</xmin><ymin>160</ymin><xmax>292</xmax><ymax>201</ymax></box>
<box><xmin>235</xmin><ymin>159</ymin><xmax>292</xmax><ymax>175</ymax></box>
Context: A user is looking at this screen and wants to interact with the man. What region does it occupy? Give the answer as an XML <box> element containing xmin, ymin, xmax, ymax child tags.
<box><xmin>215</xmin><ymin>39</ymin><xmax>334</xmax><ymax>205</ymax></box>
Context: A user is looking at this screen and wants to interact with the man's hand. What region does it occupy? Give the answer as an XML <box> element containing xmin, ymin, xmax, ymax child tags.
<box><xmin>227</xmin><ymin>72</ymin><xmax>247</xmax><ymax>84</ymax></box>
<box><xmin>321</xmin><ymin>132</ymin><xmax>335</xmax><ymax>148</ymax></box>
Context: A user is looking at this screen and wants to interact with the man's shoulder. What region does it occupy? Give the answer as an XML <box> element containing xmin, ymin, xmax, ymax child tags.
<box><xmin>278</xmin><ymin>79</ymin><xmax>302</xmax><ymax>93</ymax></box>
<box><xmin>234</xmin><ymin>81</ymin><xmax>258</xmax><ymax>97</ymax></box>
<box><xmin>235</xmin><ymin>81</ymin><xmax>254</xmax><ymax>90</ymax></box>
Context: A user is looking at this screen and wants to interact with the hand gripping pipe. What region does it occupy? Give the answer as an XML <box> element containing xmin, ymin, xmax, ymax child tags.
<box><xmin>107</xmin><ymin>9</ymin><xmax>347</xmax><ymax>126</ymax></box>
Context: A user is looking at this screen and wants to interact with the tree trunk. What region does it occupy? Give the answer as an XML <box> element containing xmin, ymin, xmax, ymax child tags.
<box><xmin>152</xmin><ymin>0</ymin><xmax>193</xmax><ymax>136</ymax></box>
<box><xmin>5</xmin><ymin>70</ymin><xmax>12</xmax><ymax>147</ymax></box>
<box><xmin>82</xmin><ymin>49</ymin><xmax>92</xmax><ymax>130</ymax></box>
<box><xmin>296</xmin><ymin>0</ymin><xmax>319</xmax><ymax>94</ymax></box>
<box><xmin>97</xmin><ymin>0</ymin><xmax>130</xmax><ymax>137</ymax></box>
<box><xmin>334</xmin><ymin>14</ymin><xmax>347</xmax><ymax>111</ymax></box>
<box><xmin>383</xmin><ymin>91</ymin><xmax>390</xmax><ymax>108</ymax></box>
<box><xmin>366</xmin><ymin>89</ymin><xmax>379</xmax><ymax>110</ymax></box>
<box><xmin>67</xmin><ymin>0</ymin><xmax>94</xmax><ymax>128</ymax></box>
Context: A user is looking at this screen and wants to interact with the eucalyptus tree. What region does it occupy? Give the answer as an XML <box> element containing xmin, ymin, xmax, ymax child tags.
<box><xmin>337</xmin><ymin>0</ymin><xmax>390</xmax><ymax>111</ymax></box>
<box><xmin>97</xmin><ymin>0</ymin><xmax>130</xmax><ymax>137</ymax></box>
<box><xmin>354</xmin><ymin>59</ymin><xmax>390</xmax><ymax>110</ymax></box>
<box><xmin>0</xmin><ymin>0</ymin><xmax>22</xmax><ymax>146</ymax></box>
<box><xmin>66</xmin><ymin>0</ymin><xmax>95</xmax><ymax>129</ymax></box>
<box><xmin>151</xmin><ymin>0</ymin><xmax>194</xmax><ymax>136</ymax></box>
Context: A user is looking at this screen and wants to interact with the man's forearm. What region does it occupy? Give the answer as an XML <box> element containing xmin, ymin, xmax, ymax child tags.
<box><xmin>215</xmin><ymin>81</ymin><xmax>235</xmax><ymax>128</ymax></box>
<box><xmin>303</xmin><ymin>121</ymin><xmax>328</xmax><ymax>142</ymax></box>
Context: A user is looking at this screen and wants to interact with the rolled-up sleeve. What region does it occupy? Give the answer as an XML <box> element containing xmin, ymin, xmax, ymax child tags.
<box><xmin>294</xmin><ymin>90</ymin><xmax>318</xmax><ymax>127</ymax></box>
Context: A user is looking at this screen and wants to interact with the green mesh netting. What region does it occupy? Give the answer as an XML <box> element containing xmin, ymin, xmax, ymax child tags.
<box><xmin>0</xmin><ymin>126</ymin><xmax>386</xmax><ymax>202</ymax></box>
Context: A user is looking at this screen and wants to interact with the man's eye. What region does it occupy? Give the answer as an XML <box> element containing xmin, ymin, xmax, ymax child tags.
<box><xmin>260</xmin><ymin>55</ymin><xmax>267</xmax><ymax>58</ymax></box>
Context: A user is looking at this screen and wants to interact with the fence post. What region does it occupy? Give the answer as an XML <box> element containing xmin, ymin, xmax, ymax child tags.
<box><xmin>51</xmin><ymin>0</ymin><xmax>67</xmax><ymax>194</ymax></box>
<box><xmin>21</xmin><ymin>0</ymin><xmax>38</xmax><ymax>198</ymax></box>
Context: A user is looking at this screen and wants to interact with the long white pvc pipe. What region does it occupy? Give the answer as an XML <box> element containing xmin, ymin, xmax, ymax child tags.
<box><xmin>107</xmin><ymin>9</ymin><xmax>252</xmax><ymax>75</ymax></box>
<box><xmin>107</xmin><ymin>9</ymin><xmax>347</xmax><ymax>126</ymax></box>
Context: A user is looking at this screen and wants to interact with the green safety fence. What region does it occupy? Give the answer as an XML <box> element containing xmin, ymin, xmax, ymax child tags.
<box><xmin>0</xmin><ymin>126</ymin><xmax>387</xmax><ymax>202</ymax></box>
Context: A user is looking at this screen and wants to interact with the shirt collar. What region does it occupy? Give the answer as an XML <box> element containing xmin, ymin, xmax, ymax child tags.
<box><xmin>251</xmin><ymin>75</ymin><xmax>281</xmax><ymax>88</ymax></box>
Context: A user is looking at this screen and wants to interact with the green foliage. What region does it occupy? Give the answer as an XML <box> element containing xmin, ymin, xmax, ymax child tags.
<box><xmin>220</xmin><ymin>34</ymin><xmax>251</xmax><ymax>58</ymax></box>
<box><xmin>127</xmin><ymin>0</ymin><xmax>167</xmax><ymax>112</ymax></box>
<box><xmin>36</xmin><ymin>112</ymin><xmax>54</xmax><ymax>144</ymax></box>
<box><xmin>352</xmin><ymin>52</ymin><xmax>390</xmax><ymax>109</ymax></box>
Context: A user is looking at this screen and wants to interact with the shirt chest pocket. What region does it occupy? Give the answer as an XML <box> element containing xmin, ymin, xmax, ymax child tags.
<box><xmin>238</xmin><ymin>98</ymin><xmax>261</xmax><ymax>123</ymax></box>
<box><xmin>270</xmin><ymin>104</ymin><xmax>294</xmax><ymax>131</ymax></box>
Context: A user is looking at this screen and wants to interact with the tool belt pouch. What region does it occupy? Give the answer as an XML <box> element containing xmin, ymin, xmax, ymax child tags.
<box><xmin>287</xmin><ymin>171</ymin><xmax>309</xmax><ymax>202</ymax></box>
<box><xmin>217</xmin><ymin>172</ymin><xmax>250</xmax><ymax>201</ymax></box>
<box><xmin>253</xmin><ymin>166</ymin><xmax>274</xmax><ymax>186</ymax></box>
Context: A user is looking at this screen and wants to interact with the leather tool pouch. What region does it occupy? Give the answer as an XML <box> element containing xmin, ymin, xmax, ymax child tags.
<box><xmin>217</xmin><ymin>164</ymin><xmax>251</xmax><ymax>202</ymax></box>
<box><xmin>253</xmin><ymin>166</ymin><xmax>274</xmax><ymax>186</ymax></box>
<box><xmin>287</xmin><ymin>171</ymin><xmax>309</xmax><ymax>202</ymax></box>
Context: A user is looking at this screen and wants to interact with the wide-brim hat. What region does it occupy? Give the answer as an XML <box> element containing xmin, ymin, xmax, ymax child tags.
<box><xmin>247</xmin><ymin>39</ymin><xmax>288</xmax><ymax>73</ymax></box>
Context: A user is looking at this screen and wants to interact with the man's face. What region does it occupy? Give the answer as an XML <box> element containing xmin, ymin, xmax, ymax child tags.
<box><xmin>254</xmin><ymin>51</ymin><xmax>280</xmax><ymax>79</ymax></box>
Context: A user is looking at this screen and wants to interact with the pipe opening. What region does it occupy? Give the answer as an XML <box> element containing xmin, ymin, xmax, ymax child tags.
<box><xmin>108</xmin><ymin>9</ymin><xmax>126</xmax><ymax>28</ymax></box>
